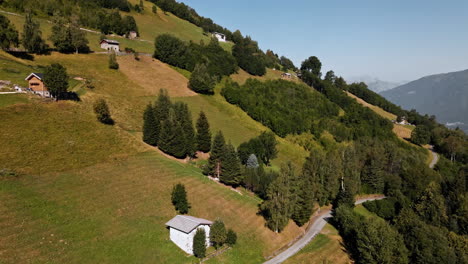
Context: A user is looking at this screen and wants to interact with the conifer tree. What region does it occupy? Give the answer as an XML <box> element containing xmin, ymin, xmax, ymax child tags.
<box><xmin>246</xmin><ymin>154</ymin><xmax>259</xmax><ymax>168</ymax></box>
<box><xmin>158</xmin><ymin>111</ymin><xmax>176</xmax><ymax>154</ymax></box>
<box><xmin>171</xmin><ymin>183</ymin><xmax>189</xmax><ymax>214</ymax></box>
<box><xmin>155</xmin><ymin>89</ymin><xmax>171</xmax><ymax>122</ymax></box>
<box><xmin>93</xmin><ymin>99</ymin><xmax>114</xmax><ymax>125</ymax></box>
<box><xmin>43</xmin><ymin>63</ymin><xmax>68</xmax><ymax>100</ymax></box>
<box><xmin>261</xmin><ymin>162</ymin><xmax>297</xmax><ymax>232</ymax></box>
<box><xmin>193</xmin><ymin>228</ymin><xmax>206</xmax><ymax>258</ymax></box>
<box><xmin>174</xmin><ymin>102</ymin><xmax>195</xmax><ymax>157</ymax></box>
<box><xmin>188</xmin><ymin>63</ymin><xmax>215</xmax><ymax>94</ymax></box>
<box><xmin>226</xmin><ymin>229</ymin><xmax>237</xmax><ymax>246</ymax></box>
<box><xmin>142</xmin><ymin>103</ymin><xmax>158</xmax><ymax>145</ymax></box>
<box><xmin>220</xmin><ymin>142</ymin><xmax>242</xmax><ymax>186</ymax></box>
<box><xmin>0</xmin><ymin>15</ymin><xmax>19</xmax><ymax>50</ymax></box>
<box><xmin>207</xmin><ymin>131</ymin><xmax>226</xmax><ymax>177</ymax></box>
<box><xmin>210</xmin><ymin>219</ymin><xmax>227</xmax><ymax>249</ymax></box>
<box><xmin>22</xmin><ymin>12</ymin><xmax>48</xmax><ymax>54</ymax></box>
<box><xmin>159</xmin><ymin>109</ymin><xmax>187</xmax><ymax>158</ymax></box>
<box><xmin>109</xmin><ymin>50</ymin><xmax>119</xmax><ymax>69</ymax></box>
<box><xmin>196</xmin><ymin>111</ymin><xmax>211</xmax><ymax>153</ymax></box>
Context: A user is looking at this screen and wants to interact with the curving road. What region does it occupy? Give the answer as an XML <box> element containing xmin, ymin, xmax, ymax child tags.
<box><xmin>263</xmin><ymin>196</ymin><xmax>385</xmax><ymax>264</ymax></box>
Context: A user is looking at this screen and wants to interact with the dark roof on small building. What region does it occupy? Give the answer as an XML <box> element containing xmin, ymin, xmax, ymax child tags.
<box><xmin>100</xmin><ymin>39</ymin><xmax>120</xmax><ymax>45</ymax></box>
<box><xmin>166</xmin><ymin>215</ymin><xmax>213</xmax><ymax>233</ymax></box>
<box><xmin>25</xmin><ymin>73</ymin><xmax>44</xmax><ymax>81</ymax></box>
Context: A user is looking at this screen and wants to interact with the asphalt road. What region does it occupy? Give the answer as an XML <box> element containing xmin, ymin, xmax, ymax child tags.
<box><xmin>263</xmin><ymin>196</ymin><xmax>385</xmax><ymax>264</ymax></box>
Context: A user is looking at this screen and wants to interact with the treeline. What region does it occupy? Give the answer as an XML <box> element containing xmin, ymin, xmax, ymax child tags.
<box><xmin>346</xmin><ymin>82</ymin><xmax>406</xmax><ymax>117</ymax></box>
<box><xmin>222</xmin><ymin>79</ymin><xmax>340</xmax><ymax>137</ymax></box>
<box><xmin>154</xmin><ymin>34</ymin><xmax>237</xmax><ymax>91</ymax></box>
<box><xmin>1</xmin><ymin>0</ymin><xmax>139</xmax><ymax>37</ymax></box>
<box><xmin>0</xmin><ymin>12</ymin><xmax>89</xmax><ymax>54</ymax></box>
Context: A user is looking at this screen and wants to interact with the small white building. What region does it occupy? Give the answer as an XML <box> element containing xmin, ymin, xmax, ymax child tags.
<box><xmin>165</xmin><ymin>215</ymin><xmax>212</xmax><ymax>255</ymax></box>
<box><xmin>213</xmin><ymin>32</ymin><xmax>226</xmax><ymax>42</ymax></box>
<box><xmin>100</xmin><ymin>39</ymin><xmax>120</xmax><ymax>52</ymax></box>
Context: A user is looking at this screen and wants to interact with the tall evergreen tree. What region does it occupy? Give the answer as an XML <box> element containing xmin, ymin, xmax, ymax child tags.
<box><xmin>246</xmin><ymin>154</ymin><xmax>259</xmax><ymax>168</ymax></box>
<box><xmin>108</xmin><ymin>50</ymin><xmax>119</xmax><ymax>69</ymax></box>
<box><xmin>207</xmin><ymin>131</ymin><xmax>226</xmax><ymax>177</ymax></box>
<box><xmin>196</xmin><ymin>111</ymin><xmax>211</xmax><ymax>153</ymax></box>
<box><xmin>220</xmin><ymin>142</ymin><xmax>242</xmax><ymax>186</ymax></box>
<box><xmin>43</xmin><ymin>63</ymin><xmax>68</xmax><ymax>100</ymax></box>
<box><xmin>22</xmin><ymin>12</ymin><xmax>48</xmax><ymax>54</ymax></box>
<box><xmin>0</xmin><ymin>15</ymin><xmax>19</xmax><ymax>50</ymax></box>
<box><xmin>174</xmin><ymin>102</ymin><xmax>195</xmax><ymax>157</ymax></box>
<box><xmin>142</xmin><ymin>103</ymin><xmax>158</xmax><ymax>145</ymax></box>
<box><xmin>210</xmin><ymin>219</ymin><xmax>227</xmax><ymax>249</ymax></box>
<box><xmin>261</xmin><ymin>162</ymin><xmax>297</xmax><ymax>232</ymax></box>
<box><xmin>171</xmin><ymin>183</ymin><xmax>189</xmax><ymax>214</ymax></box>
<box><xmin>155</xmin><ymin>89</ymin><xmax>171</xmax><ymax>122</ymax></box>
<box><xmin>159</xmin><ymin>109</ymin><xmax>186</xmax><ymax>158</ymax></box>
<box><xmin>193</xmin><ymin>228</ymin><xmax>206</xmax><ymax>258</ymax></box>
<box><xmin>188</xmin><ymin>63</ymin><xmax>216</xmax><ymax>94</ymax></box>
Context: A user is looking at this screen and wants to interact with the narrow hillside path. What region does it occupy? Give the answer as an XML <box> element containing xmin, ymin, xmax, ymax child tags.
<box><xmin>263</xmin><ymin>196</ymin><xmax>385</xmax><ymax>264</ymax></box>
<box><xmin>428</xmin><ymin>145</ymin><xmax>439</xmax><ymax>169</ymax></box>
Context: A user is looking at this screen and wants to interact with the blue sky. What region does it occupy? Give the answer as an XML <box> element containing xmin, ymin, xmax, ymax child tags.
<box><xmin>180</xmin><ymin>0</ymin><xmax>468</xmax><ymax>82</ymax></box>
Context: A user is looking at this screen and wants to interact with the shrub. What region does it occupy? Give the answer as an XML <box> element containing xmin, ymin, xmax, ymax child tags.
<box><xmin>108</xmin><ymin>51</ymin><xmax>119</xmax><ymax>69</ymax></box>
<box><xmin>188</xmin><ymin>63</ymin><xmax>215</xmax><ymax>94</ymax></box>
<box><xmin>171</xmin><ymin>183</ymin><xmax>190</xmax><ymax>214</ymax></box>
<box><xmin>93</xmin><ymin>99</ymin><xmax>114</xmax><ymax>125</ymax></box>
<box><xmin>226</xmin><ymin>229</ymin><xmax>237</xmax><ymax>246</ymax></box>
<box><xmin>193</xmin><ymin>228</ymin><xmax>206</xmax><ymax>258</ymax></box>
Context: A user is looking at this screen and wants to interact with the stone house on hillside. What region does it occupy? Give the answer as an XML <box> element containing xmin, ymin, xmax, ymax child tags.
<box><xmin>25</xmin><ymin>73</ymin><xmax>50</xmax><ymax>97</ymax></box>
<box><xmin>166</xmin><ymin>215</ymin><xmax>212</xmax><ymax>254</ymax></box>
<box><xmin>100</xmin><ymin>39</ymin><xmax>120</xmax><ymax>52</ymax></box>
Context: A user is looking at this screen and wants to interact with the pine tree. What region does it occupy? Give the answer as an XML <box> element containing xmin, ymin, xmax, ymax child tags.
<box><xmin>142</xmin><ymin>103</ymin><xmax>158</xmax><ymax>145</ymax></box>
<box><xmin>193</xmin><ymin>228</ymin><xmax>206</xmax><ymax>258</ymax></box>
<box><xmin>158</xmin><ymin>111</ymin><xmax>176</xmax><ymax>155</ymax></box>
<box><xmin>188</xmin><ymin>63</ymin><xmax>215</xmax><ymax>94</ymax></box>
<box><xmin>196</xmin><ymin>111</ymin><xmax>211</xmax><ymax>153</ymax></box>
<box><xmin>0</xmin><ymin>15</ymin><xmax>19</xmax><ymax>50</ymax></box>
<box><xmin>174</xmin><ymin>102</ymin><xmax>195</xmax><ymax>157</ymax></box>
<box><xmin>109</xmin><ymin>50</ymin><xmax>119</xmax><ymax>69</ymax></box>
<box><xmin>155</xmin><ymin>89</ymin><xmax>171</xmax><ymax>122</ymax></box>
<box><xmin>207</xmin><ymin>131</ymin><xmax>226</xmax><ymax>177</ymax></box>
<box><xmin>226</xmin><ymin>229</ymin><xmax>237</xmax><ymax>246</ymax></box>
<box><xmin>171</xmin><ymin>183</ymin><xmax>189</xmax><ymax>214</ymax></box>
<box><xmin>220</xmin><ymin>142</ymin><xmax>242</xmax><ymax>186</ymax></box>
<box><xmin>43</xmin><ymin>63</ymin><xmax>69</xmax><ymax>100</ymax></box>
<box><xmin>93</xmin><ymin>99</ymin><xmax>114</xmax><ymax>125</ymax></box>
<box><xmin>261</xmin><ymin>162</ymin><xmax>297</xmax><ymax>232</ymax></box>
<box><xmin>22</xmin><ymin>12</ymin><xmax>48</xmax><ymax>54</ymax></box>
<box><xmin>210</xmin><ymin>219</ymin><xmax>227</xmax><ymax>249</ymax></box>
<box><xmin>246</xmin><ymin>154</ymin><xmax>259</xmax><ymax>168</ymax></box>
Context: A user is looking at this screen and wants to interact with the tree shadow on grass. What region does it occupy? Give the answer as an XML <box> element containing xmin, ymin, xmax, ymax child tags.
<box><xmin>7</xmin><ymin>51</ymin><xmax>34</xmax><ymax>61</ymax></box>
<box><xmin>59</xmin><ymin>91</ymin><xmax>81</xmax><ymax>102</ymax></box>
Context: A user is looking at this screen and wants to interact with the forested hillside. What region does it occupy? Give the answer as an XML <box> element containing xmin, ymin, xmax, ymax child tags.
<box><xmin>0</xmin><ymin>1</ymin><xmax>467</xmax><ymax>264</ymax></box>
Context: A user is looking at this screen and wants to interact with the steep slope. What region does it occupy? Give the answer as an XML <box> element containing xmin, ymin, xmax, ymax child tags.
<box><xmin>381</xmin><ymin>69</ymin><xmax>468</xmax><ymax>132</ymax></box>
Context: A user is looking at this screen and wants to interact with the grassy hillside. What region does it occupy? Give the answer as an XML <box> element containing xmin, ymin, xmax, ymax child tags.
<box><xmin>0</xmin><ymin>44</ymin><xmax>313</xmax><ymax>263</ymax></box>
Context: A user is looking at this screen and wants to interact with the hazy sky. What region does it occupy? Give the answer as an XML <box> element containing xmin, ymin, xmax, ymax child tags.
<box><xmin>180</xmin><ymin>0</ymin><xmax>468</xmax><ymax>82</ymax></box>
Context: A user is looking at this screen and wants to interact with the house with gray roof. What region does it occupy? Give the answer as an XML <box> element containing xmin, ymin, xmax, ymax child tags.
<box><xmin>100</xmin><ymin>39</ymin><xmax>120</xmax><ymax>52</ymax></box>
<box><xmin>165</xmin><ymin>215</ymin><xmax>212</xmax><ymax>254</ymax></box>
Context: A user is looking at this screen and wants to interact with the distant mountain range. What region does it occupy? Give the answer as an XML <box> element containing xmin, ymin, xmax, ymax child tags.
<box><xmin>381</xmin><ymin>69</ymin><xmax>468</xmax><ymax>132</ymax></box>
<box><xmin>349</xmin><ymin>76</ymin><xmax>406</xmax><ymax>93</ymax></box>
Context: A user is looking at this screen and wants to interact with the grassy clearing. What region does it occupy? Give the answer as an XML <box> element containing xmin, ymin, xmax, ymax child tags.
<box><xmin>230</xmin><ymin>68</ymin><xmax>300</xmax><ymax>85</ymax></box>
<box><xmin>174</xmin><ymin>84</ymin><xmax>309</xmax><ymax>169</ymax></box>
<box><xmin>117</xmin><ymin>55</ymin><xmax>196</xmax><ymax>97</ymax></box>
<box><xmin>0</xmin><ymin>93</ymin><xmax>30</xmax><ymax>108</ymax></box>
<box><xmin>0</xmin><ymin>101</ymin><xmax>142</xmax><ymax>175</ymax></box>
<box><xmin>392</xmin><ymin>124</ymin><xmax>413</xmax><ymax>139</ymax></box>
<box><xmin>346</xmin><ymin>91</ymin><xmax>396</xmax><ymax>120</ymax></box>
<box><xmin>285</xmin><ymin>224</ymin><xmax>352</xmax><ymax>264</ymax></box>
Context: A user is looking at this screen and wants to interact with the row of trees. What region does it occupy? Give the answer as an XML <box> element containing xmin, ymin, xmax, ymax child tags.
<box><xmin>98</xmin><ymin>10</ymin><xmax>139</xmax><ymax>37</ymax></box>
<box><xmin>154</xmin><ymin>34</ymin><xmax>237</xmax><ymax>91</ymax></box>
<box><xmin>142</xmin><ymin>90</ymin><xmax>210</xmax><ymax>158</ymax></box>
<box><xmin>193</xmin><ymin>220</ymin><xmax>237</xmax><ymax>259</ymax></box>
<box><xmin>0</xmin><ymin>12</ymin><xmax>90</xmax><ymax>54</ymax></box>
